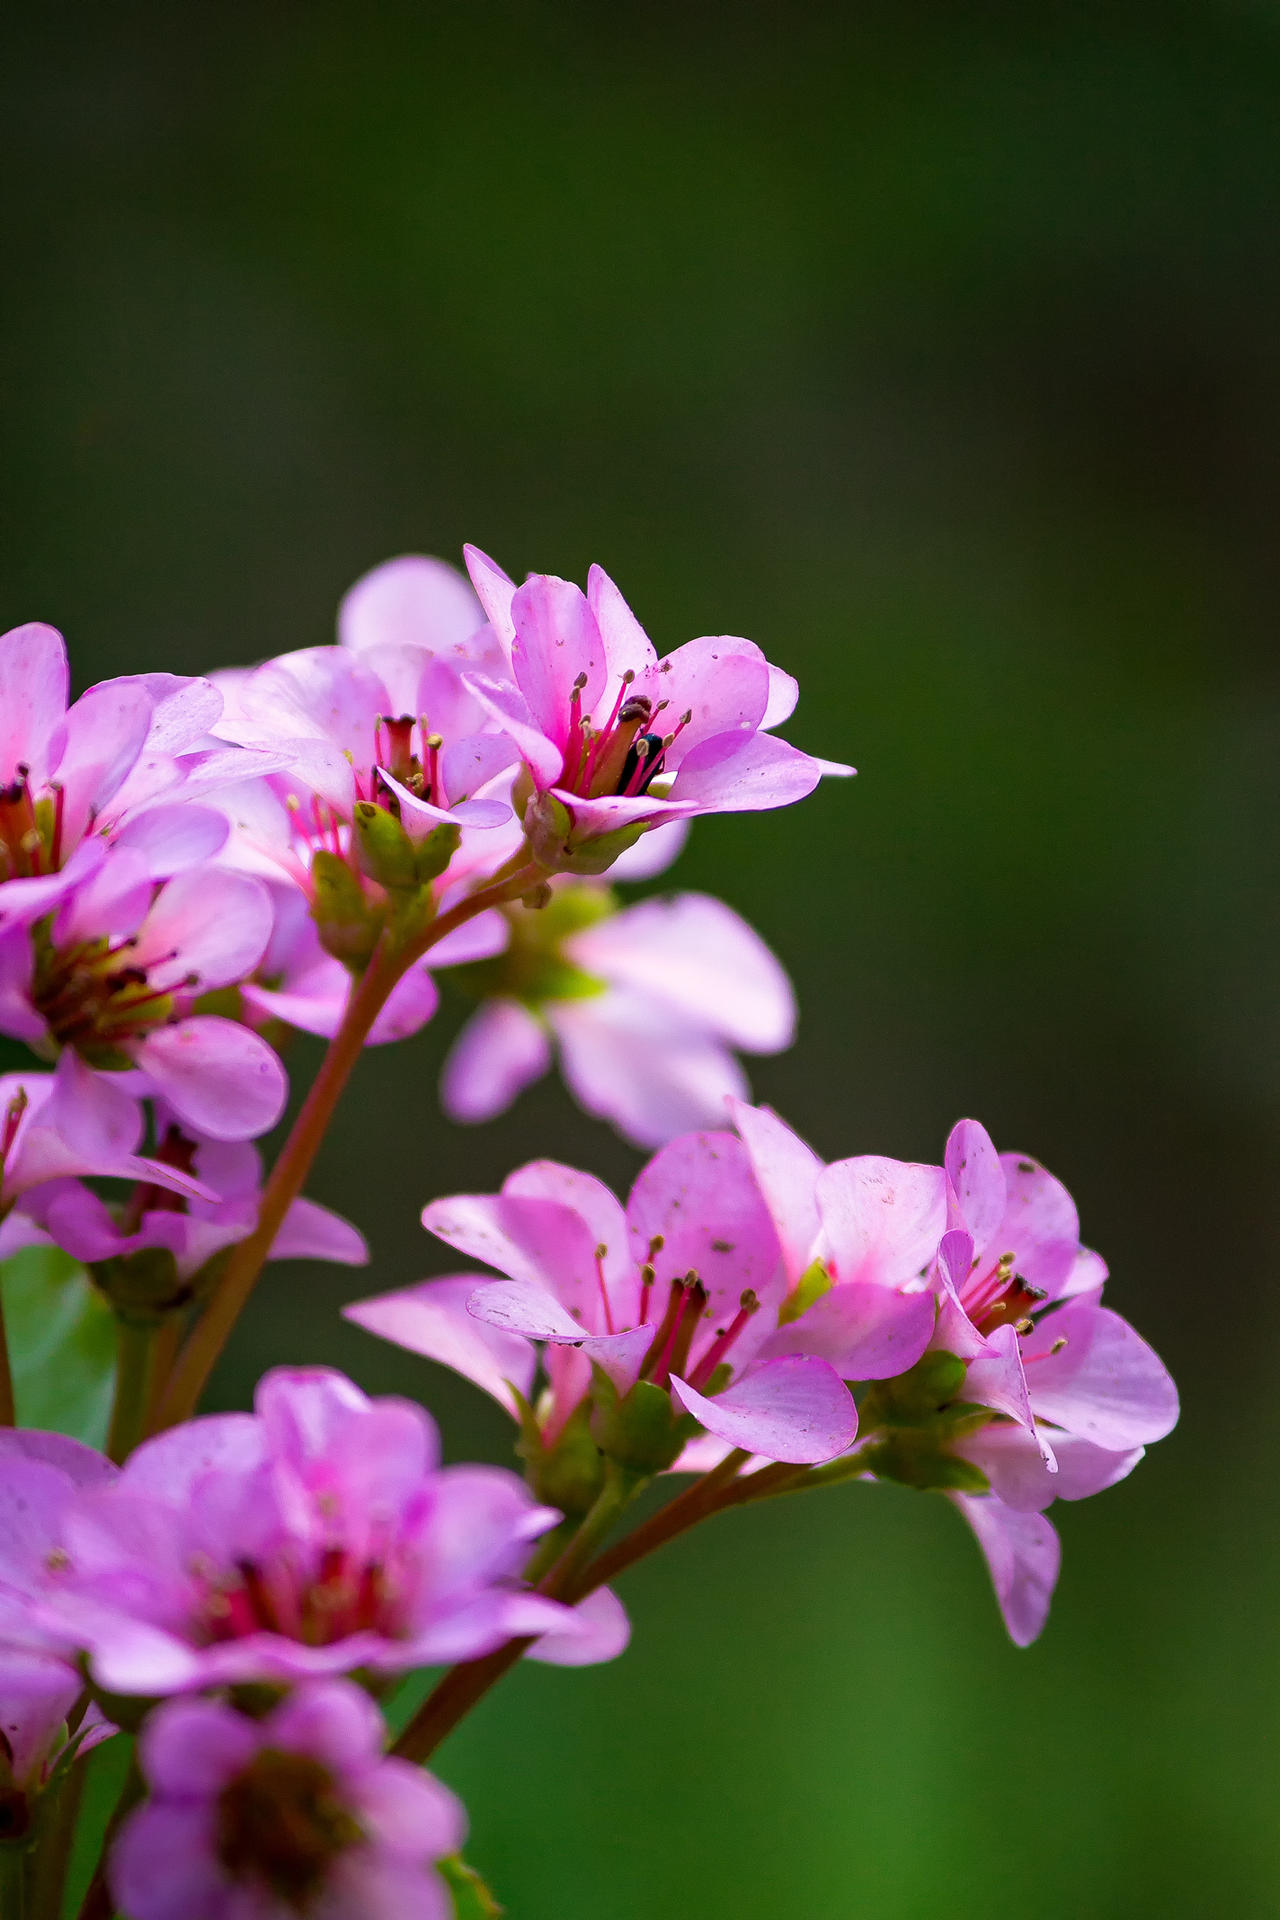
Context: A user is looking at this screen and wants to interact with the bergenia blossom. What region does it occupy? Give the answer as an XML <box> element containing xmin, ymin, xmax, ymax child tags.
<box><xmin>20</xmin><ymin>1115</ymin><xmax>366</xmax><ymax>1290</ymax></box>
<box><xmin>110</xmin><ymin>1681</ymin><xmax>463</xmax><ymax>1920</ymax></box>
<box><xmin>0</xmin><ymin>1052</ymin><xmax>214</xmax><ymax>1254</ymax></box>
<box><xmin>348</xmin><ymin>1133</ymin><xmax>859</xmax><ymax>1466</ymax></box>
<box><xmin>0</xmin><ymin>622</ymin><xmax>281</xmax><ymax>931</ymax></box>
<box><xmin>0</xmin><ymin>1430</ymin><xmax>119</xmax><ymax>1837</ymax></box>
<box><xmin>461</xmin><ymin>551</ymin><xmax>852</xmax><ymax>868</ymax></box>
<box><xmin>1</xmin><ymin>1367</ymin><xmax>596</xmax><ymax>1694</ymax></box>
<box><xmin>442</xmin><ymin>885</ymin><xmax>795</xmax><ymax>1148</ymax></box>
<box><xmin>0</xmin><ymin>854</ymin><xmax>286</xmax><ymax>1140</ymax></box>
<box><xmin>928</xmin><ymin>1119</ymin><xmax>1179</xmax><ymax>1643</ymax></box>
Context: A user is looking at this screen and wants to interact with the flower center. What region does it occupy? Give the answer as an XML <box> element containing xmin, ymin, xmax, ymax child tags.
<box><xmin>561</xmin><ymin>673</ymin><xmax>691</xmax><ymax>799</ymax></box>
<box><xmin>31</xmin><ymin>924</ymin><xmax>191</xmax><ymax>1066</ymax></box>
<box><xmin>216</xmin><ymin>1748</ymin><xmax>362</xmax><ymax>1910</ymax></box>
<box><xmin>198</xmin><ymin>1544</ymin><xmax>405</xmax><ymax>1651</ymax></box>
<box><xmin>959</xmin><ymin>1251</ymin><xmax>1046</xmax><ymax>1337</ymax></box>
<box><xmin>0</xmin><ymin>768</ymin><xmax>63</xmax><ymax>883</ymax></box>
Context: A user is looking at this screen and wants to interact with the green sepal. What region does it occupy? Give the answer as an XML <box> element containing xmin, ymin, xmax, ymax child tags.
<box><xmin>440</xmin><ymin>1853</ymin><xmax>504</xmax><ymax>1917</ymax></box>
<box><xmin>778</xmin><ymin>1258</ymin><xmax>833</xmax><ymax>1326</ymax></box>
<box><xmin>413</xmin><ymin>822</ymin><xmax>462</xmax><ymax>884</ymax></box>
<box><xmin>528</xmin><ymin>1401</ymin><xmax>607</xmax><ymax>1516</ymax></box>
<box><xmin>589</xmin><ymin>1368</ymin><xmax>690</xmax><ymax>1474</ymax></box>
<box><xmin>353</xmin><ymin>801</ymin><xmax>419</xmax><ymax>891</ymax></box>
<box><xmin>88</xmin><ymin>1246</ymin><xmax>188</xmax><ymax>1323</ymax></box>
<box><xmin>525</xmin><ymin>793</ymin><xmax>645</xmax><ymax>875</ymax></box>
<box><xmin>860</xmin><ymin>1350</ymin><xmax>969</xmax><ymax>1431</ymax></box>
<box><xmin>860</xmin><ymin>1432</ymin><xmax>991</xmax><ymax>1494</ymax></box>
<box><xmin>310</xmin><ymin>850</ymin><xmax>383</xmax><ymax>968</ymax></box>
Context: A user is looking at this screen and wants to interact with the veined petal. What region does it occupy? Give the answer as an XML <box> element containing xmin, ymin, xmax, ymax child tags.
<box><xmin>944</xmin><ymin>1118</ymin><xmax>1005</xmax><ymax>1257</ymax></box>
<box><xmin>668</xmin><ymin>730</ymin><xmax>826</xmax><ymax>812</ymax></box>
<box><xmin>552</xmin><ymin>994</ymin><xmax>751</xmax><ymax>1152</ymax></box>
<box><xmin>344</xmin><ymin>1276</ymin><xmax>537</xmax><ymax>1413</ymax></box>
<box><xmin>954</xmin><ymin>1425</ymin><xmax>1144</xmax><ymax>1512</ymax></box>
<box><xmin>1019</xmin><ymin>1302</ymin><xmax>1179</xmax><ymax>1446</ymax></box>
<box><xmin>760</xmin><ymin>1280</ymin><xmax>935</xmax><ymax>1380</ymax></box>
<box><xmin>626</xmin><ymin>1130</ymin><xmax>785</xmax><ymax>1321</ymax></box>
<box><xmin>671</xmin><ymin>1354</ymin><xmax>857</xmax><ymax>1464</ymax></box>
<box><xmin>585</xmin><ymin>565</ymin><xmax>658</xmax><ymax>680</ymax></box>
<box><xmin>729</xmin><ymin>1099</ymin><xmax>824</xmax><ymax>1286</ymax></box>
<box><xmin>817</xmin><ymin>1155</ymin><xmax>947</xmax><ymax>1291</ymax></box>
<box><xmin>510</xmin><ymin>576</ymin><xmax>607</xmax><ymax>747</ymax></box>
<box><xmin>132</xmin><ymin>1018</ymin><xmax>287</xmax><ymax>1141</ymax></box>
<box><xmin>463</xmin><ymin>544</ymin><xmax>519</xmax><ymax>649</ymax></box>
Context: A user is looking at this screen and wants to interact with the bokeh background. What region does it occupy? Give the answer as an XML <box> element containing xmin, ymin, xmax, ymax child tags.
<box><xmin>3</xmin><ymin>5</ymin><xmax>1277</xmax><ymax>1914</ymax></box>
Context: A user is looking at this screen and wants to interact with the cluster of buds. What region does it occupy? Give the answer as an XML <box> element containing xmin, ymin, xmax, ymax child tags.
<box><xmin>0</xmin><ymin>549</ymin><xmax>1174</xmax><ymax>1916</ymax></box>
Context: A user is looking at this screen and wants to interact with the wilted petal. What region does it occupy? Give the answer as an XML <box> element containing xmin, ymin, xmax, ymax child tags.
<box><xmin>671</xmin><ymin>1354</ymin><xmax>857</xmax><ymax>1464</ymax></box>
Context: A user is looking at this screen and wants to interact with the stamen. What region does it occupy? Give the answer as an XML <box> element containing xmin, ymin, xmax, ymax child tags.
<box><xmin>686</xmin><ymin>1289</ymin><xmax>760</xmax><ymax>1390</ymax></box>
<box><xmin>640</xmin><ymin>1279</ymin><xmax>686</xmax><ymax>1380</ymax></box>
<box><xmin>594</xmin><ymin>1243</ymin><xmax>615</xmax><ymax>1334</ymax></box>
<box><xmin>652</xmin><ymin>1275</ymin><xmax>708</xmax><ymax>1388</ymax></box>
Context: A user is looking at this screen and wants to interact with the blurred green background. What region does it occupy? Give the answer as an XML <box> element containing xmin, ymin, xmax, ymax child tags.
<box><xmin>3</xmin><ymin>4</ymin><xmax>1277</xmax><ymax>1914</ymax></box>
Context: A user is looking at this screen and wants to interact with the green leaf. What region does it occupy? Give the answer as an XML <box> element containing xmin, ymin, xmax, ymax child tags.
<box><xmin>440</xmin><ymin>1853</ymin><xmax>504</xmax><ymax>1917</ymax></box>
<box><xmin>1</xmin><ymin>1243</ymin><xmax>115</xmax><ymax>1447</ymax></box>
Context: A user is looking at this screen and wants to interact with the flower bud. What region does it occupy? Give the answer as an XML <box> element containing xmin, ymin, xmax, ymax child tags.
<box><xmin>309</xmin><ymin>851</ymin><xmax>383</xmax><ymax>969</ymax></box>
<box><xmin>352</xmin><ymin>802</ymin><xmax>418</xmax><ymax>892</ymax></box>
<box><xmin>589</xmin><ymin>1370</ymin><xmax>692</xmax><ymax>1474</ymax></box>
<box><xmin>524</xmin><ymin>793</ymin><xmax>645</xmax><ymax>877</ymax></box>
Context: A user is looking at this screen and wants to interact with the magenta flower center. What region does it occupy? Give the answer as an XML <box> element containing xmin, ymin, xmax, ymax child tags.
<box><xmin>216</xmin><ymin>1747</ymin><xmax>362</xmax><ymax>1908</ymax></box>
<box><xmin>560</xmin><ymin>672</ymin><xmax>692</xmax><ymax>799</ymax></box>
<box><xmin>957</xmin><ymin>1250</ymin><xmax>1046</xmax><ymax>1337</ymax></box>
<box><xmin>198</xmin><ymin>1542</ymin><xmax>408</xmax><ymax>1651</ymax></box>
<box><xmin>31</xmin><ymin>927</ymin><xmax>191</xmax><ymax>1066</ymax></box>
<box><xmin>0</xmin><ymin>768</ymin><xmax>63</xmax><ymax>883</ymax></box>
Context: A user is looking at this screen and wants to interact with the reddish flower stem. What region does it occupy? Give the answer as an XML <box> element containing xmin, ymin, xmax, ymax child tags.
<box><xmin>0</xmin><ymin>1284</ymin><xmax>15</xmax><ymax>1426</ymax></box>
<box><xmin>155</xmin><ymin>862</ymin><xmax>541</xmax><ymax>1431</ymax></box>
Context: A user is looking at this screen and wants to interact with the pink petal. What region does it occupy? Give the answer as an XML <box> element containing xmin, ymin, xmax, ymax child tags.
<box><xmin>463</xmin><ymin>544</ymin><xmax>519</xmax><ymax>649</ymax></box>
<box><xmin>510</xmin><ymin>575</ymin><xmax>607</xmax><ymax>746</ymax></box>
<box><xmin>817</xmin><ymin>1155</ymin><xmax>947</xmax><ymax>1290</ymax></box>
<box><xmin>636</xmin><ymin>635</ymin><xmax>770</xmax><ymax>754</ymax></box>
<box><xmin>729</xmin><ymin>1100</ymin><xmax>824</xmax><ymax>1286</ymax></box>
<box><xmin>994</xmin><ymin>1152</ymin><xmax>1082</xmax><ymax>1299</ymax></box>
<box><xmin>552</xmin><ymin>994</ymin><xmax>751</xmax><ymax>1151</ymax></box>
<box><xmin>950</xmin><ymin>1494</ymin><xmax>1061</xmax><ymax>1646</ymax></box>
<box><xmin>568</xmin><ymin>892</ymin><xmax>795</xmax><ymax>1051</ymax></box>
<box><xmin>669</xmin><ymin>730</ymin><xmax>825</xmax><ymax>812</ymax></box>
<box><xmin>422</xmin><ymin>1190</ymin><xmax>608</xmax><ymax>1328</ymax></box>
<box><xmin>271</xmin><ymin>1198</ymin><xmax>369</xmax><ymax>1266</ymax></box>
<box><xmin>626</xmin><ymin>1130</ymin><xmax>785</xmax><ymax>1321</ymax></box>
<box><xmin>964</xmin><ymin>1324</ymin><xmax>1056</xmax><ymax>1467</ymax></box>
<box><xmin>502</xmin><ymin>1161</ymin><xmax>630</xmax><ymax>1288</ymax></box>
<box><xmin>525</xmin><ymin>1584</ymin><xmax>631</xmax><ymax>1666</ymax></box>
<box><xmin>943</xmin><ymin>1118</ymin><xmax>1005</xmax><ymax>1258</ymax></box>
<box><xmin>114</xmin><ymin>803</ymin><xmax>230</xmax><ymax>877</ymax></box>
<box><xmin>585</xmin><ymin>565</ymin><xmax>658</xmax><ymax>680</ymax></box>
<box><xmin>53</xmin><ymin>680</ymin><xmax>153</xmax><ymax>841</ymax></box>
<box><xmin>108</xmin><ymin>1803</ymin><xmax>220</xmax><ymax>1920</ymax></box>
<box><xmin>338</xmin><ymin>554</ymin><xmax>483</xmax><ymax>654</ymax></box>
<box><xmin>463</xmin><ymin>671</ymin><xmax>564</xmax><ymax>786</ymax></box>
<box><xmin>132</xmin><ymin>870</ymin><xmax>272</xmax><ymax>993</ymax></box>
<box><xmin>355</xmin><ymin>1759</ymin><xmax>466</xmax><ymax>1862</ymax></box>
<box><xmin>140</xmin><ymin>1695</ymin><xmax>258</xmax><ymax>1794</ymax></box>
<box><xmin>762</xmin><ymin>664</ymin><xmax>799</xmax><ymax>729</ymax></box>
<box><xmin>266</xmin><ymin>1678</ymin><xmax>384</xmax><ymax>1770</ymax></box>
<box><xmin>1020</xmin><ymin>1303</ymin><xmax>1179</xmax><ymax>1446</ymax></box>
<box><xmin>133</xmin><ymin>1017</ymin><xmax>287</xmax><ymax>1141</ymax></box>
<box><xmin>671</xmin><ymin>1354</ymin><xmax>858</xmax><ymax>1464</ymax></box>
<box><xmin>955</xmin><ymin>1424</ymin><xmax>1145</xmax><ymax>1512</ymax></box>
<box><xmin>760</xmin><ymin>1281</ymin><xmax>935</xmax><ymax>1380</ymax></box>
<box><xmin>440</xmin><ymin>1002</ymin><xmax>551</xmax><ymax>1123</ymax></box>
<box><xmin>0</xmin><ymin>623</ymin><xmax>67</xmax><ymax>779</ymax></box>
<box><xmin>344</xmin><ymin>1276</ymin><xmax>537</xmax><ymax>1412</ymax></box>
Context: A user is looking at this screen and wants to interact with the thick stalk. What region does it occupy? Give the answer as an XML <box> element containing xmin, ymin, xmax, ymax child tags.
<box><xmin>392</xmin><ymin>1458</ymin><xmax>736</xmax><ymax>1765</ymax></box>
<box><xmin>105</xmin><ymin>1319</ymin><xmax>160</xmax><ymax>1465</ymax></box>
<box><xmin>156</xmin><ymin>863</ymin><xmax>540</xmax><ymax>1428</ymax></box>
<box><xmin>30</xmin><ymin>1761</ymin><xmax>87</xmax><ymax>1920</ymax></box>
<box><xmin>0</xmin><ymin>1843</ymin><xmax>31</xmax><ymax>1920</ymax></box>
<box><xmin>0</xmin><ymin>1279</ymin><xmax>16</xmax><ymax>1425</ymax></box>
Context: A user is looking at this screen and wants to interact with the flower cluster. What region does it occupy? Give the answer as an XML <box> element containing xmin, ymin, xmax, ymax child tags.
<box><xmin>0</xmin><ymin>549</ymin><xmax>1174</xmax><ymax>1917</ymax></box>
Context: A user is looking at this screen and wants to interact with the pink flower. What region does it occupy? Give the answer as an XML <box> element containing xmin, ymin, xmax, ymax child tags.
<box><xmin>348</xmin><ymin>1133</ymin><xmax>858</xmax><ymax>1467</ymax></box>
<box><xmin>12</xmin><ymin>1368</ymin><xmax>581</xmax><ymax>1694</ymax></box>
<box><xmin>22</xmin><ymin>1115</ymin><xmax>366</xmax><ymax>1288</ymax></box>
<box><xmin>110</xmin><ymin>1681</ymin><xmax>463</xmax><ymax>1920</ymax></box>
<box><xmin>0</xmin><ymin>625</ymin><xmax>281</xmax><ymax>932</ymax></box>
<box><xmin>0</xmin><ymin>1052</ymin><xmax>213</xmax><ymax>1255</ymax></box>
<box><xmin>461</xmin><ymin>552</ymin><xmax>852</xmax><ymax>868</ymax></box>
<box><xmin>442</xmin><ymin>887</ymin><xmax>795</xmax><ymax>1148</ymax></box>
<box><xmin>0</xmin><ymin>1430</ymin><xmax>120</xmax><ymax>1833</ymax></box>
<box><xmin>0</xmin><ymin>852</ymin><xmax>286</xmax><ymax>1140</ymax></box>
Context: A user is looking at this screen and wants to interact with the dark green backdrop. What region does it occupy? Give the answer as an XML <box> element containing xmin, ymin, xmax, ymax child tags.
<box><xmin>3</xmin><ymin>6</ymin><xmax>1276</xmax><ymax>1915</ymax></box>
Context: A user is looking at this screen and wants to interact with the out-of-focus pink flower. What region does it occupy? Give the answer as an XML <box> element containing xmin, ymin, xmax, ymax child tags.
<box><xmin>349</xmin><ymin>1133</ymin><xmax>858</xmax><ymax>1466</ymax></box>
<box><xmin>22</xmin><ymin>1115</ymin><xmax>366</xmax><ymax>1284</ymax></box>
<box><xmin>0</xmin><ymin>1053</ymin><xmax>214</xmax><ymax>1255</ymax></box>
<box><xmin>442</xmin><ymin>888</ymin><xmax>795</xmax><ymax>1148</ymax></box>
<box><xmin>8</xmin><ymin>1368</ymin><xmax>583</xmax><ymax>1694</ymax></box>
<box><xmin>110</xmin><ymin>1681</ymin><xmax>463</xmax><ymax>1920</ymax></box>
<box><xmin>0</xmin><ymin>853</ymin><xmax>286</xmax><ymax>1140</ymax></box>
<box><xmin>0</xmin><ymin>1430</ymin><xmax>119</xmax><ymax>1834</ymax></box>
<box><xmin>0</xmin><ymin>625</ymin><xmax>283</xmax><ymax>932</ymax></box>
<box><xmin>460</xmin><ymin>551</ymin><xmax>852</xmax><ymax>868</ymax></box>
